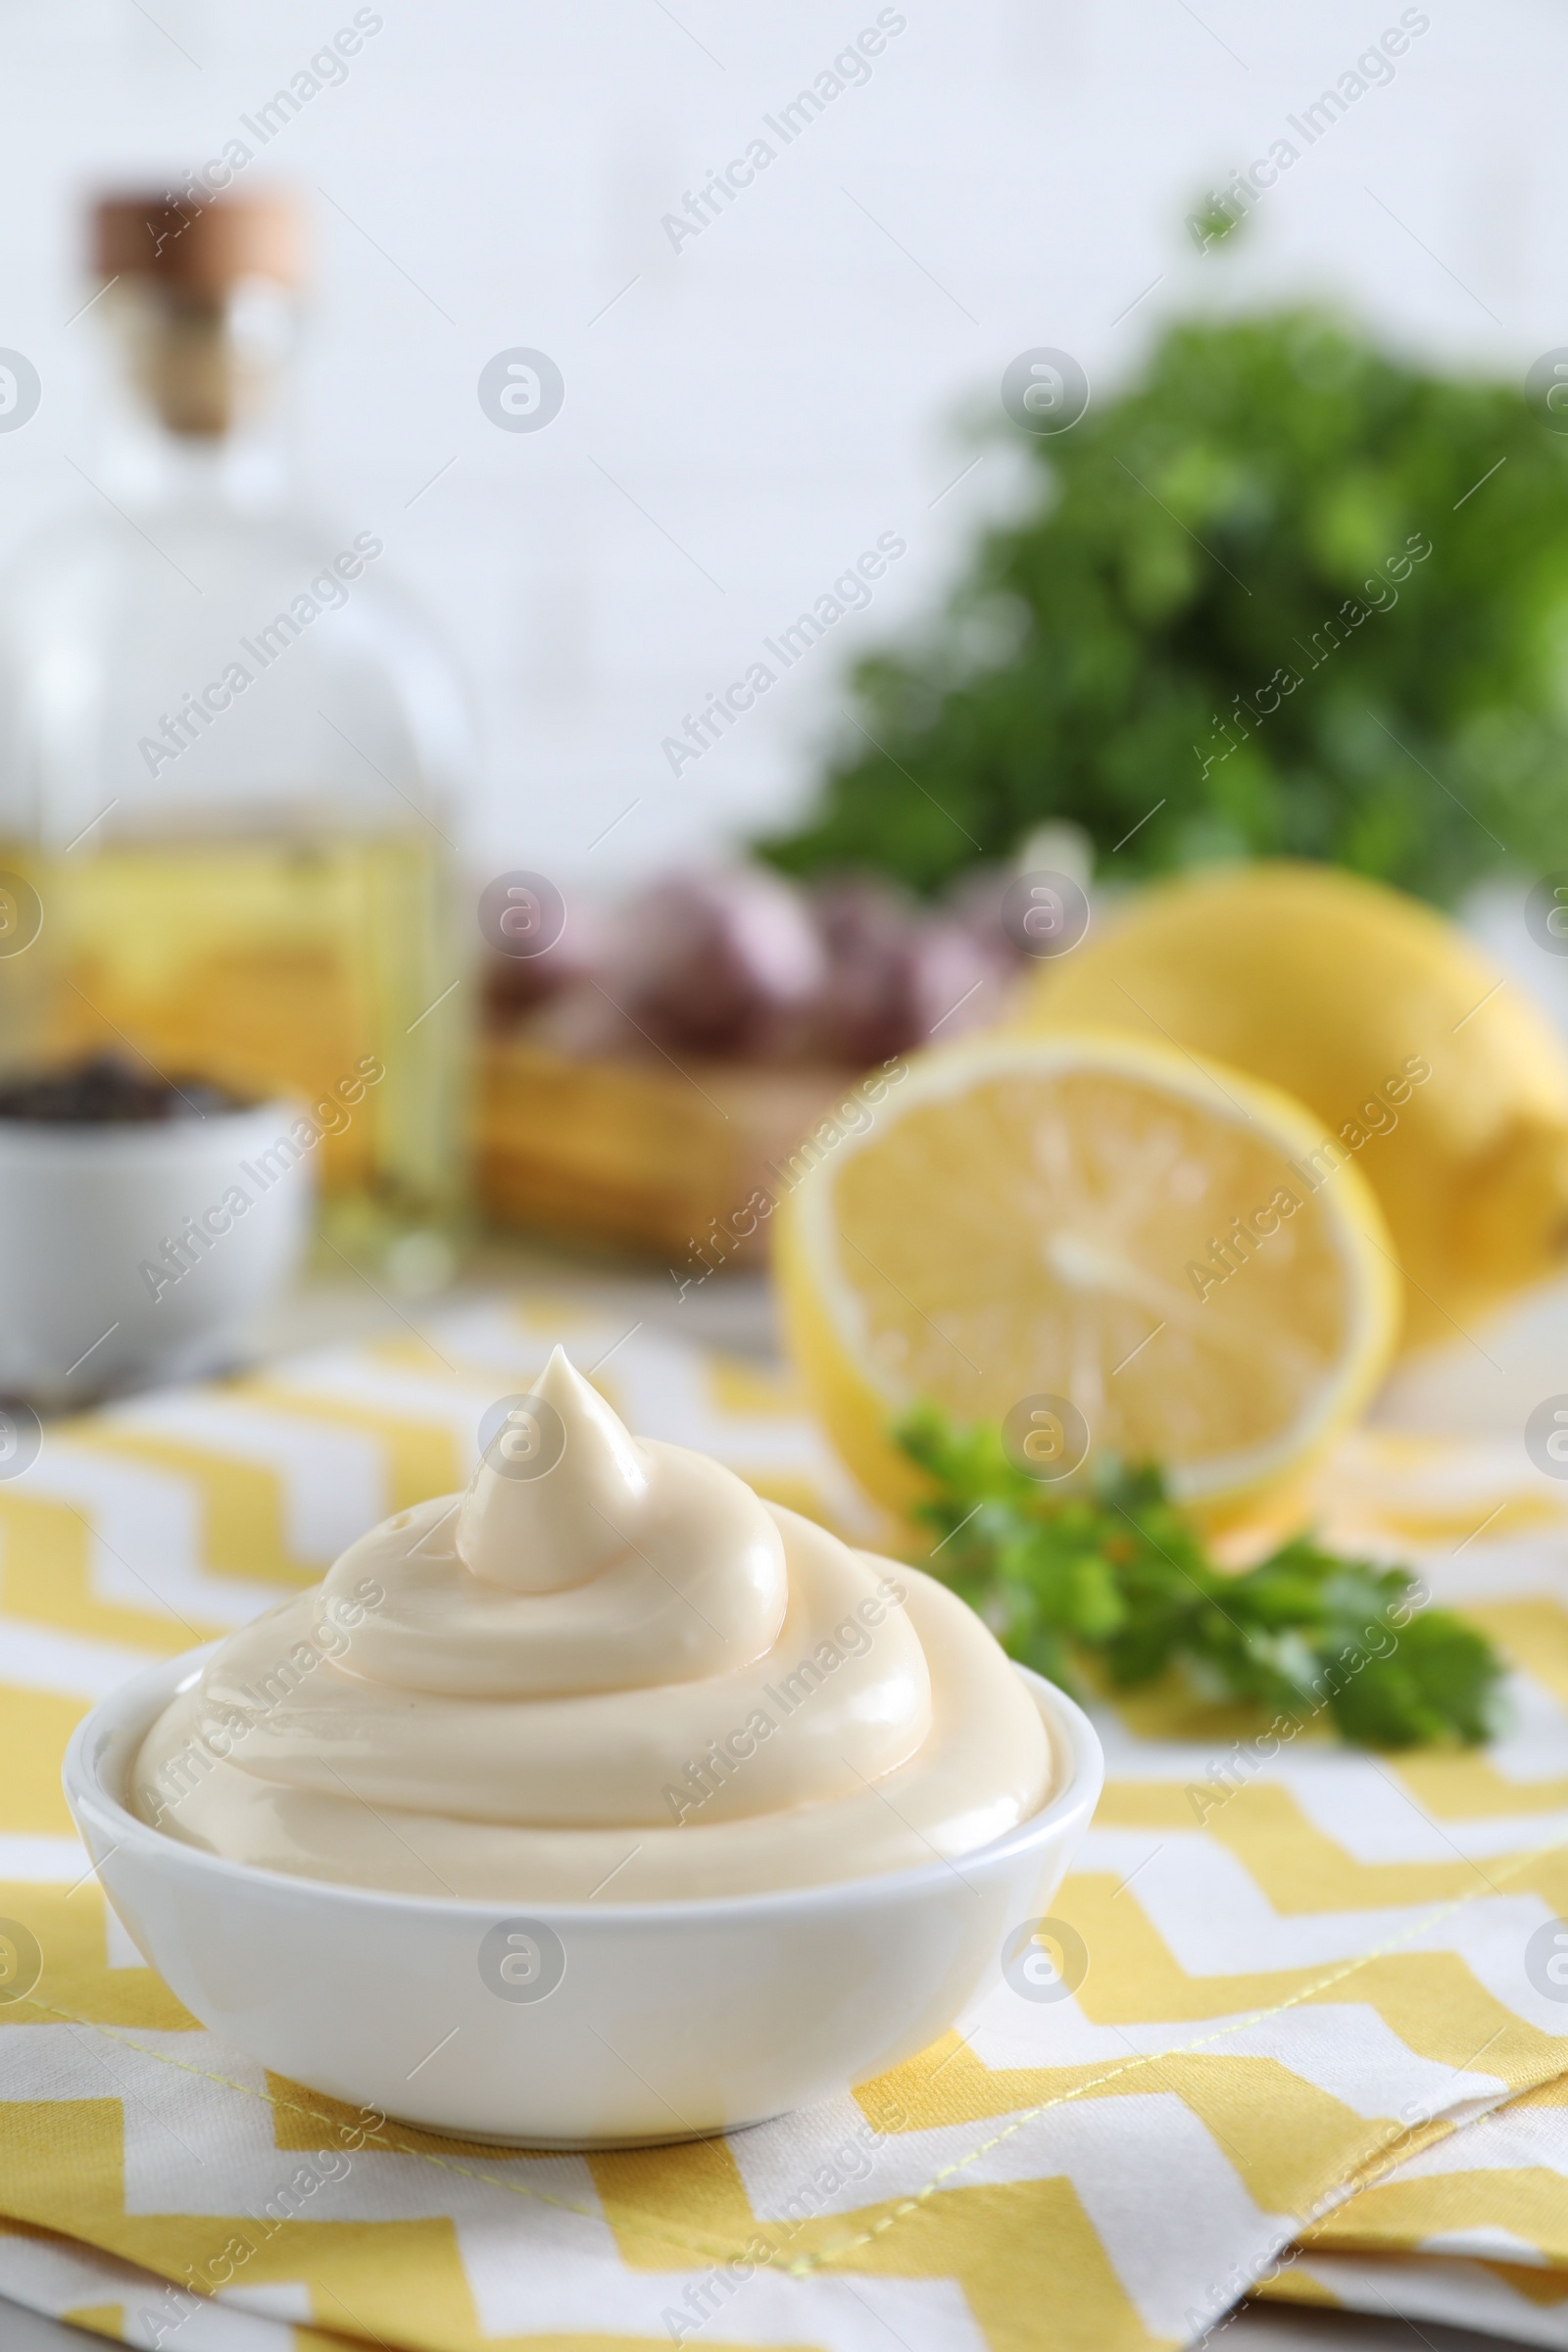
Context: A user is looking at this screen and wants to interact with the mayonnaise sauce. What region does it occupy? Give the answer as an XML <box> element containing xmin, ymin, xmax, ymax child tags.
<box><xmin>131</xmin><ymin>1349</ymin><xmax>1053</xmax><ymax>1899</ymax></box>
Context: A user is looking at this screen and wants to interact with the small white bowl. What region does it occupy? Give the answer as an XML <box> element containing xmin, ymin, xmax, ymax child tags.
<box><xmin>0</xmin><ymin>1099</ymin><xmax>314</xmax><ymax>1403</ymax></box>
<box><xmin>64</xmin><ymin>1644</ymin><xmax>1103</xmax><ymax>2147</ymax></box>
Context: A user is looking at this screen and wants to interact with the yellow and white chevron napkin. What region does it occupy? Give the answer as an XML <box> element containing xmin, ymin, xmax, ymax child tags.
<box><xmin>7</xmin><ymin>1290</ymin><xmax>1568</xmax><ymax>2351</ymax></box>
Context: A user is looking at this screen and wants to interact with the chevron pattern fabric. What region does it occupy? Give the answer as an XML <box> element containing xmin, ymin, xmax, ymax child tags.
<box><xmin>5</xmin><ymin>1293</ymin><xmax>1568</xmax><ymax>2350</ymax></box>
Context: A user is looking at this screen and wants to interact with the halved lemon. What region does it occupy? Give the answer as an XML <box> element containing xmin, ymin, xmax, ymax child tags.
<box><xmin>774</xmin><ymin>1033</ymin><xmax>1401</xmax><ymax>1524</ymax></box>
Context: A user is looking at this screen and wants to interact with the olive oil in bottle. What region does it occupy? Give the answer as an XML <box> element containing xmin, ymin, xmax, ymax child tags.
<box><xmin>0</xmin><ymin>189</ymin><xmax>473</xmax><ymax>1270</ymax></box>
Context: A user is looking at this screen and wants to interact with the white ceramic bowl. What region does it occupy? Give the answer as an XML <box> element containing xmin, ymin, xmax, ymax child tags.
<box><xmin>0</xmin><ymin>1099</ymin><xmax>314</xmax><ymax>1403</ymax></box>
<box><xmin>64</xmin><ymin>1644</ymin><xmax>1103</xmax><ymax>2147</ymax></box>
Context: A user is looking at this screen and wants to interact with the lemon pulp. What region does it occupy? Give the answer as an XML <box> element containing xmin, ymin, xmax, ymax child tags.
<box><xmin>776</xmin><ymin>1036</ymin><xmax>1400</xmax><ymax>1520</ymax></box>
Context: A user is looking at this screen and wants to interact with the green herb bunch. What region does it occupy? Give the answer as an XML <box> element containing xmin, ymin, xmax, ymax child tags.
<box><xmin>762</xmin><ymin>310</ymin><xmax>1568</xmax><ymax>906</ymax></box>
<box><xmin>899</xmin><ymin>1405</ymin><xmax>1503</xmax><ymax>1748</ymax></box>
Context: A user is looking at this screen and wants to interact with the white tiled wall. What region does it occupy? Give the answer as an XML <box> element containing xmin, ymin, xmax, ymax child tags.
<box><xmin>0</xmin><ymin>0</ymin><xmax>1558</xmax><ymax>891</ymax></box>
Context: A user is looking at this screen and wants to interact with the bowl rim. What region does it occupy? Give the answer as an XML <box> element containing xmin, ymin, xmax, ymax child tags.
<box><xmin>64</xmin><ymin>1638</ymin><xmax>1105</xmax><ymax>1928</ymax></box>
<box><xmin>0</xmin><ymin>1096</ymin><xmax>306</xmax><ymax>1152</ymax></box>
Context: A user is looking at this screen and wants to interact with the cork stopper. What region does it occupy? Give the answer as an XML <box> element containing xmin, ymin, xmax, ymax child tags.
<box><xmin>93</xmin><ymin>188</ymin><xmax>303</xmax><ymax>294</ymax></box>
<box><xmin>90</xmin><ymin>188</ymin><xmax>301</xmax><ymax>439</ymax></box>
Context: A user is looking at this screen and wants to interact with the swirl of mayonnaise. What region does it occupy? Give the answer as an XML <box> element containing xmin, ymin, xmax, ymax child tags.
<box><xmin>132</xmin><ymin>1349</ymin><xmax>1053</xmax><ymax>1900</ymax></box>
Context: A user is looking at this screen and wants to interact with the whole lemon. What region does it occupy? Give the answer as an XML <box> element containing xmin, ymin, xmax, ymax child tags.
<box><xmin>1022</xmin><ymin>862</ymin><xmax>1568</xmax><ymax>1349</ymax></box>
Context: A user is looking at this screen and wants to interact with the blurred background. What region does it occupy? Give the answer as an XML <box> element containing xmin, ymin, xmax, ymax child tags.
<box><xmin>7</xmin><ymin>0</ymin><xmax>1568</xmax><ymax>1414</ymax></box>
<box><xmin>0</xmin><ymin>0</ymin><xmax>1557</xmax><ymax>885</ymax></box>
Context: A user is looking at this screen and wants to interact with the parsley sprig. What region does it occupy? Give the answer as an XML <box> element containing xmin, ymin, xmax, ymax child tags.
<box><xmin>898</xmin><ymin>1406</ymin><xmax>1503</xmax><ymax>1748</ymax></box>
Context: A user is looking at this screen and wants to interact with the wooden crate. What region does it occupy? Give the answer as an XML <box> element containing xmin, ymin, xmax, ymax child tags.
<box><xmin>477</xmin><ymin>1032</ymin><xmax>859</xmax><ymax>1263</ymax></box>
